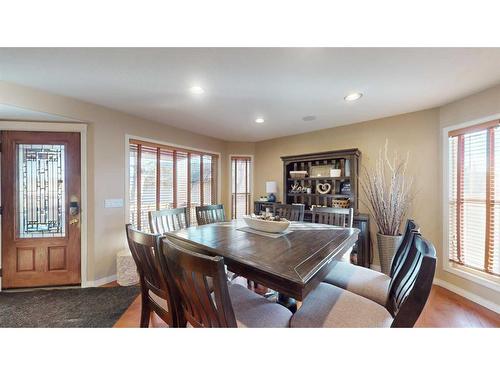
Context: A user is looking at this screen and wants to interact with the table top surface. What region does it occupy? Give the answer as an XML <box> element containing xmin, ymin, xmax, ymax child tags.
<box><xmin>167</xmin><ymin>219</ymin><xmax>360</xmax><ymax>286</ymax></box>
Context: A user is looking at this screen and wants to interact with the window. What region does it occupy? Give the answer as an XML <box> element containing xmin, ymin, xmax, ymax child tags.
<box><xmin>231</xmin><ymin>156</ymin><xmax>252</xmax><ymax>219</ymax></box>
<box><xmin>448</xmin><ymin>120</ymin><xmax>500</xmax><ymax>277</ymax></box>
<box><xmin>129</xmin><ymin>139</ymin><xmax>218</xmax><ymax>231</ymax></box>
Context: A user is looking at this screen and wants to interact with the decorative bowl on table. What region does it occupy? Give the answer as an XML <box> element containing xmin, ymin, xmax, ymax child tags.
<box><xmin>243</xmin><ymin>215</ymin><xmax>290</xmax><ymax>233</ymax></box>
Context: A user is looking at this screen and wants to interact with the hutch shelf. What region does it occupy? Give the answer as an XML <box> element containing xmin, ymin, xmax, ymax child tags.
<box><xmin>280</xmin><ymin>149</ymin><xmax>371</xmax><ymax>268</ymax></box>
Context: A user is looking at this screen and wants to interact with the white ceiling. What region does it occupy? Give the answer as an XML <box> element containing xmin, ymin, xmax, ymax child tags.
<box><xmin>1</xmin><ymin>48</ymin><xmax>500</xmax><ymax>142</ymax></box>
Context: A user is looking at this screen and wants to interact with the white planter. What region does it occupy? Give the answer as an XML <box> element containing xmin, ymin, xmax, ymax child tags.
<box><xmin>117</xmin><ymin>249</ymin><xmax>139</xmax><ymax>286</ymax></box>
<box><xmin>377</xmin><ymin>233</ymin><xmax>403</xmax><ymax>275</ymax></box>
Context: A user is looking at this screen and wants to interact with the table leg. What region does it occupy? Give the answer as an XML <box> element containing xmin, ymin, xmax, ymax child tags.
<box><xmin>277</xmin><ymin>293</ymin><xmax>297</xmax><ymax>313</ymax></box>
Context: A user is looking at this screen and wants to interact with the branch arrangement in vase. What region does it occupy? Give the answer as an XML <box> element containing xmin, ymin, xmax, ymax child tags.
<box><xmin>360</xmin><ymin>139</ymin><xmax>414</xmax><ymax>236</ymax></box>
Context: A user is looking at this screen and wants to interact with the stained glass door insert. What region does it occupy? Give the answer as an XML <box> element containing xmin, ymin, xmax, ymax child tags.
<box><xmin>17</xmin><ymin>144</ymin><xmax>66</xmax><ymax>238</ymax></box>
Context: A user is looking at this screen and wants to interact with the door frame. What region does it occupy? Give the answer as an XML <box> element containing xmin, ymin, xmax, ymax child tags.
<box><xmin>0</xmin><ymin>121</ymin><xmax>88</xmax><ymax>290</ymax></box>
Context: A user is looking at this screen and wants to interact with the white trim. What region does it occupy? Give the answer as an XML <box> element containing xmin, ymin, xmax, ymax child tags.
<box><xmin>0</xmin><ymin>121</ymin><xmax>89</xmax><ymax>290</ymax></box>
<box><xmin>228</xmin><ymin>154</ymin><xmax>255</xmax><ymax>218</ymax></box>
<box><xmin>441</xmin><ymin>114</ymin><xmax>500</xmax><ymax>293</ymax></box>
<box><xmin>433</xmin><ymin>278</ymin><xmax>500</xmax><ymax>314</ymax></box>
<box><xmin>124</xmin><ymin>134</ymin><xmax>223</xmax><ymax>228</ymax></box>
<box><xmin>87</xmin><ymin>274</ymin><xmax>117</xmax><ymax>287</ymax></box>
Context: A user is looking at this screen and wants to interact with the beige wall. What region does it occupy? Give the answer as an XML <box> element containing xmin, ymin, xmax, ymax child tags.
<box><xmin>254</xmin><ymin>109</ymin><xmax>441</xmax><ymax>269</ymax></box>
<box><xmin>0</xmin><ymin>81</ymin><xmax>228</xmax><ymax>283</ymax></box>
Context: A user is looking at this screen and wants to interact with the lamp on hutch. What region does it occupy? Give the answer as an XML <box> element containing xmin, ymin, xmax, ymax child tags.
<box><xmin>266</xmin><ymin>181</ymin><xmax>278</xmax><ymax>202</ymax></box>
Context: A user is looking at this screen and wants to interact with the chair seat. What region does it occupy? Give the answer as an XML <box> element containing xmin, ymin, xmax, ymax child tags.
<box><xmin>323</xmin><ymin>261</ymin><xmax>391</xmax><ymax>306</ymax></box>
<box><xmin>228</xmin><ymin>283</ymin><xmax>292</xmax><ymax>328</ymax></box>
<box><xmin>291</xmin><ymin>283</ymin><xmax>393</xmax><ymax>328</ymax></box>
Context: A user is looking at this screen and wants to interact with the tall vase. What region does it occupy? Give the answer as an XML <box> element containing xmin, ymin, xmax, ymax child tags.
<box><xmin>377</xmin><ymin>233</ymin><xmax>403</xmax><ymax>275</ymax></box>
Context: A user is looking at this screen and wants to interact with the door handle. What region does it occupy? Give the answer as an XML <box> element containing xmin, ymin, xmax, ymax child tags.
<box><xmin>70</xmin><ymin>201</ymin><xmax>80</xmax><ymax>216</ymax></box>
<box><xmin>70</xmin><ymin>218</ymin><xmax>79</xmax><ymax>225</ymax></box>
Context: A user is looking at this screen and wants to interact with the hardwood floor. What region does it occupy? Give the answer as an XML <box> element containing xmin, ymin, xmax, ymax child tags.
<box><xmin>112</xmin><ymin>282</ymin><xmax>499</xmax><ymax>328</ymax></box>
<box><xmin>414</xmin><ymin>285</ymin><xmax>500</xmax><ymax>328</ymax></box>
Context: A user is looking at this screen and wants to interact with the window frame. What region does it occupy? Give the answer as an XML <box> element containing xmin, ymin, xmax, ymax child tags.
<box><xmin>228</xmin><ymin>154</ymin><xmax>254</xmax><ymax>219</ymax></box>
<box><xmin>125</xmin><ymin>134</ymin><xmax>221</xmax><ymax>230</ymax></box>
<box><xmin>442</xmin><ymin>115</ymin><xmax>500</xmax><ymax>292</ymax></box>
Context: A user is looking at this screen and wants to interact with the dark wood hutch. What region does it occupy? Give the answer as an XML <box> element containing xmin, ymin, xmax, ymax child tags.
<box><xmin>280</xmin><ymin>149</ymin><xmax>371</xmax><ymax>268</ymax></box>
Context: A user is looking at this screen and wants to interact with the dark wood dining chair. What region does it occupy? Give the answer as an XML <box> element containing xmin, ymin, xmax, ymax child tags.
<box><xmin>322</xmin><ymin>220</ymin><xmax>419</xmax><ymax>306</ymax></box>
<box><xmin>195</xmin><ymin>204</ymin><xmax>226</xmax><ymax>225</ymax></box>
<box><xmin>311</xmin><ymin>206</ymin><xmax>353</xmax><ymax>227</ymax></box>
<box><xmin>125</xmin><ymin>224</ymin><xmax>181</xmax><ymax>328</ymax></box>
<box><xmin>273</xmin><ymin>203</ymin><xmax>305</xmax><ymax>221</ymax></box>
<box><xmin>161</xmin><ymin>235</ymin><xmax>292</xmax><ymax>328</ymax></box>
<box><xmin>149</xmin><ymin>207</ymin><xmax>189</xmax><ymax>234</ymax></box>
<box><xmin>291</xmin><ymin>232</ymin><xmax>436</xmax><ymax>328</ymax></box>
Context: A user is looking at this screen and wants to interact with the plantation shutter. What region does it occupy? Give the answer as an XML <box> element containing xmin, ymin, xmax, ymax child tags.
<box><xmin>176</xmin><ymin>151</ymin><xmax>189</xmax><ymax>211</ymax></box>
<box><xmin>159</xmin><ymin>149</ymin><xmax>174</xmax><ymax>210</ymax></box>
<box><xmin>129</xmin><ymin>140</ymin><xmax>218</xmax><ymax>231</ymax></box>
<box><xmin>139</xmin><ymin>146</ymin><xmax>157</xmax><ymax>231</ymax></box>
<box><xmin>448</xmin><ymin>120</ymin><xmax>500</xmax><ymax>276</ymax></box>
<box><xmin>129</xmin><ymin>143</ymin><xmax>139</xmax><ymax>228</ymax></box>
<box><xmin>231</xmin><ymin>156</ymin><xmax>251</xmax><ymax>219</ymax></box>
<box><xmin>190</xmin><ymin>153</ymin><xmax>201</xmax><ymax>225</ymax></box>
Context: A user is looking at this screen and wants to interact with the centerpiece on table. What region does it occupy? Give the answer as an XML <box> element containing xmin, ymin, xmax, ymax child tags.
<box><xmin>360</xmin><ymin>140</ymin><xmax>414</xmax><ymax>275</ymax></box>
<box><xmin>243</xmin><ymin>210</ymin><xmax>290</xmax><ymax>233</ymax></box>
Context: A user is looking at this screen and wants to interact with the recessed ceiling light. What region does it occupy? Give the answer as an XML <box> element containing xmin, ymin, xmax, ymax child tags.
<box><xmin>255</xmin><ymin>118</ymin><xmax>265</xmax><ymax>124</ymax></box>
<box><xmin>190</xmin><ymin>86</ymin><xmax>205</xmax><ymax>95</ymax></box>
<box><xmin>302</xmin><ymin>115</ymin><xmax>316</xmax><ymax>121</ymax></box>
<box><xmin>344</xmin><ymin>92</ymin><xmax>363</xmax><ymax>101</ymax></box>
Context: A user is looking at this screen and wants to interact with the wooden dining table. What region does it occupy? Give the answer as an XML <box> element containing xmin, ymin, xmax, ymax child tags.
<box><xmin>166</xmin><ymin>219</ymin><xmax>360</xmax><ymax>304</ymax></box>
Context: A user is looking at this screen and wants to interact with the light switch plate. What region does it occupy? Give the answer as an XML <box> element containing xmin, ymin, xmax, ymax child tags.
<box><xmin>104</xmin><ymin>198</ymin><xmax>124</xmax><ymax>208</ymax></box>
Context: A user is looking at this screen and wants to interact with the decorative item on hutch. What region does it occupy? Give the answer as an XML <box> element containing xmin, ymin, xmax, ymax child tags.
<box><xmin>290</xmin><ymin>170</ymin><xmax>307</xmax><ymax>179</ymax></box>
<box><xmin>310</xmin><ymin>164</ymin><xmax>331</xmax><ymax>177</ymax></box>
<box><xmin>330</xmin><ymin>168</ymin><xmax>341</xmax><ymax>177</ymax></box>
<box><xmin>316</xmin><ymin>182</ymin><xmax>331</xmax><ymax>194</ymax></box>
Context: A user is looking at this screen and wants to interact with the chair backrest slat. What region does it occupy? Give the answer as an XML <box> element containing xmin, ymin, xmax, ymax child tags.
<box><xmin>388</xmin><ymin>233</ymin><xmax>437</xmax><ymax>327</ymax></box>
<box><xmin>195</xmin><ymin>204</ymin><xmax>226</xmax><ymax>226</ymax></box>
<box><xmin>162</xmin><ymin>235</ymin><xmax>237</xmax><ymax>328</ymax></box>
<box><xmin>311</xmin><ymin>207</ymin><xmax>353</xmax><ymax>228</ymax></box>
<box><xmin>125</xmin><ymin>224</ymin><xmax>179</xmax><ymax>326</ymax></box>
<box><xmin>149</xmin><ymin>207</ymin><xmax>189</xmax><ymax>234</ymax></box>
<box><xmin>273</xmin><ymin>204</ymin><xmax>305</xmax><ymax>221</ymax></box>
<box><xmin>389</xmin><ymin>219</ymin><xmax>420</xmax><ymax>277</ymax></box>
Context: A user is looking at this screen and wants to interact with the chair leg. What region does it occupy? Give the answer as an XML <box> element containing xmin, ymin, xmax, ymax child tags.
<box><xmin>140</xmin><ymin>295</ymin><xmax>151</xmax><ymax>328</ymax></box>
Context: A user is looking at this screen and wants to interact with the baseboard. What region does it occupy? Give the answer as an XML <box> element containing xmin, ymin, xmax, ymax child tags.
<box><xmin>433</xmin><ymin>278</ymin><xmax>500</xmax><ymax>314</ymax></box>
<box><xmin>84</xmin><ymin>274</ymin><xmax>117</xmax><ymax>288</ymax></box>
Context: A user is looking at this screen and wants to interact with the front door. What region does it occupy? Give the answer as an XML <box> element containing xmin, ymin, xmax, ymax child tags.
<box><xmin>1</xmin><ymin>131</ymin><xmax>81</xmax><ymax>289</ymax></box>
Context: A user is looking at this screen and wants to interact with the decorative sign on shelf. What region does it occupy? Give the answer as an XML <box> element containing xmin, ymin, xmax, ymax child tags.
<box><xmin>340</xmin><ymin>182</ymin><xmax>351</xmax><ymax>194</ymax></box>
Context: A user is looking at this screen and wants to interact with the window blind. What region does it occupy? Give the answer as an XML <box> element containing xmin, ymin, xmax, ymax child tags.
<box><xmin>448</xmin><ymin>120</ymin><xmax>500</xmax><ymax>276</ymax></box>
<box><xmin>129</xmin><ymin>139</ymin><xmax>218</xmax><ymax>231</ymax></box>
<box><xmin>231</xmin><ymin>156</ymin><xmax>251</xmax><ymax>219</ymax></box>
